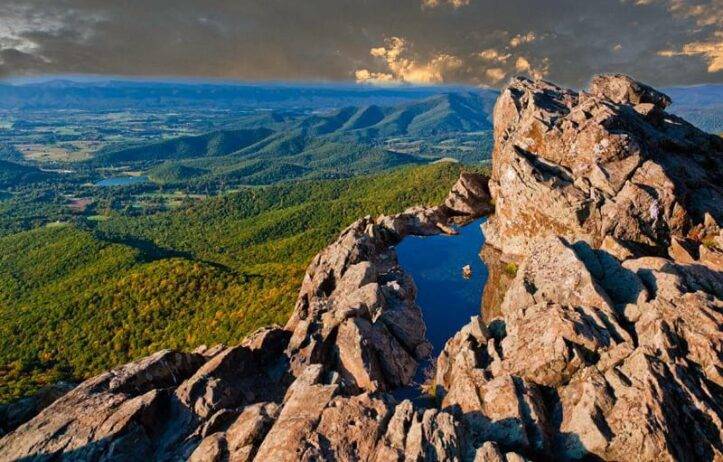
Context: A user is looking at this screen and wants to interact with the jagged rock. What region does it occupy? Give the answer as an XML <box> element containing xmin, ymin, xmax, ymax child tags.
<box><xmin>189</xmin><ymin>432</ymin><xmax>226</xmax><ymax>462</ymax></box>
<box><xmin>0</xmin><ymin>350</ymin><xmax>205</xmax><ymax>461</ymax></box>
<box><xmin>444</xmin><ymin>171</ymin><xmax>494</xmax><ymax>218</ymax></box>
<box><xmin>0</xmin><ymin>381</ymin><xmax>75</xmax><ymax>436</ymax></box>
<box><xmin>622</xmin><ymin>257</ymin><xmax>723</xmax><ymax>387</ymax></box>
<box><xmin>589</xmin><ymin>73</ymin><xmax>672</xmax><ymax>109</ymax></box>
<box><xmin>556</xmin><ymin>347</ymin><xmax>723</xmax><ymax>461</ymax></box>
<box><xmin>253</xmin><ymin>365</ymin><xmax>339</xmax><ymax>461</ymax></box>
<box><xmin>285</xmin><ymin>176</ymin><xmax>489</xmax><ymax>393</ymax></box>
<box><xmin>176</xmin><ymin>327</ymin><xmax>291</xmax><ymax>419</ymax></box>
<box><xmin>1</xmin><ymin>75</ymin><xmax>720</xmax><ymax>462</ymax></box>
<box><xmin>483</xmin><ymin>74</ymin><xmax>722</xmax><ymax>257</ymax></box>
<box><xmin>474</xmin><ymin>441</ymin><xmax>506</xmax><ymax>462</ymax></box>
<box><xmin>373</xmin><ymin>399</ymin><xmax>415</xmax><ymax>461</ymax></box>
<box><xmin>497</xmin><ymin>237</ymin><xmax>634</xmax><ymax>386</ymax></box>
<box><xmin>479</xmin><ymin>245</ymin><xmax>516</xmax><ymax>323</ymax></box>
<box><xmin>224</xmin><ymin>402</ymin><xmax>278</xmax><ymax>461</ymax></box>
<box><xmin>302</xmin><ymin>393</ymin><xmax>392</xmax><ymax>461</ymax></box>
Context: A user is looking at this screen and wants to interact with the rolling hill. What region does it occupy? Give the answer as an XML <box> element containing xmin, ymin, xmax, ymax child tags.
<box><xmin>92</xmin><ymin>127</ymin><xmax>274</xmax><ymax>164</ymax></box>
<box><xmin>0</xmin><ymin>161</ymin><xmax>49</xmax><ymax>188</ymax></box>
<box><xmin>101</xmin><ymin>92</ymin><xmax>495</xmax><ymax>186</ymax></box>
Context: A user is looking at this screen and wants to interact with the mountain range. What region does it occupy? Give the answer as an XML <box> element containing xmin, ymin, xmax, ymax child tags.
<box><xmin>90</xmin><ymin>92</ymin><xmax>496</xmax><ymax>185</ymax></box>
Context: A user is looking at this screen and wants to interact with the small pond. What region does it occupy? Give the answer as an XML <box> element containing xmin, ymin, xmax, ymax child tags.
<box><xmin>393</xmin><ymin>217</ymin><xmax>488</xmax><ymax>399</ymax></box>
<box><xmin>95</xmin><ymin>176</ymin><xmax>149</xmax><ymax>187</ymax></box>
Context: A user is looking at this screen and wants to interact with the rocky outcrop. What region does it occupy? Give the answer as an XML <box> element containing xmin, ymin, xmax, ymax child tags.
<box><xmin>437</xmin><ymin>74</ymin><xmax>723</xmax><ymax>461</ymax></box>
<box><xmin>1</xmin><ymin>75</ymin><xmax>721</xmax><ymax>462</ymax></box>
<box><xmin>483</xmin><ymin>74</ymin><xmax>722</xmax><ymax>258</ymax></box>
<box><xmin>443</xmin><ymin>171</ymin><xmax>494</xmax><ymax>220</ymax></box>
<box><xmin>0</xmin><ymin>172</ymin><xmax>490</xmax><ymax>461</ymax></box>
<box><xmin>439</xmin><ymin>236</ymin><xmax>722</xmax><ymax>460</ymax></box>
<box><xmin>0</xmin><ymin>382</ymin><xmax>75</xmax><ymax>436</ymax></box>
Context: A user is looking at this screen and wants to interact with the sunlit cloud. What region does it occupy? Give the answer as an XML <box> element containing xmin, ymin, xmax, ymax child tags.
<box><xmin>658</xmin><ymin>31</ymin><xmax>723</xmax><ymax>73</ymax></box>
<box><xmin>478</xmin><ymin>48</ymin><xmax>510</xmax><ymax>63</ymax></box>
<box><xmin>421</xmin><ymin>0</ymin><xmax>471</xmax><ymax>8</ymax></box>
<box><xmin>0</xmin><ymin>0</ymin><xmax>720</xmax><ymax>87</ymax></box>
<box><xmin>356</xmin><ymin>36</ymin><xmax>463</xmax><ymax>84</ymax></box>
<box><xmin>509</xmin><ymin>32</ymin><xmax>536</xmax><ymax>48</ymax></box>
<box><xmin>624</xmin><ymin>0</ymin><xmax>722</xmax><ymax>27</ymax></box>
<box><xmin>484</xmin><ymin>67</ymin><xmax>506</xmax><ymax>82</ymax></box>
<box><xmin>354</xmin><ymin>69</ymin><xmax>396</xmax><ymax>85</ymax></box>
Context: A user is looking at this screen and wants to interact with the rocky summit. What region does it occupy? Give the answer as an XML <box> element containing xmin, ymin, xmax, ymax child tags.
<box><xmin>1</xmin><ymin>75</ymin><xmax>721</xmax><ymax>462</ymax></box>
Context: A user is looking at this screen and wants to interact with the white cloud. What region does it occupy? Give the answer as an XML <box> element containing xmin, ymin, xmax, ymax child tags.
<box><xmin>0</xmin><ymin>6</ymin><xmax>64</xmax><ymax>58</ymax></box>
<box><xmin>0</xmin><ymin>3</ymin><xmax>103</xmax><ymax>66</ymax></box>
<box><xmin>356</xmin><ymin>36</ymin><xmax>463</xmax><ymax>84</ymax></box>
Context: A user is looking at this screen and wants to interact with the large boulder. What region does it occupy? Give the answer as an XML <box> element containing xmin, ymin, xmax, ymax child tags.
<box><xmin>0</xmin><ymin>350</ymin><xmax>205</xmax><ymax>461</ymax></box>
<box><xmin>483</xmin><ymin>74</ymin><xmax>723</xmax><ymax>257</ymax></box>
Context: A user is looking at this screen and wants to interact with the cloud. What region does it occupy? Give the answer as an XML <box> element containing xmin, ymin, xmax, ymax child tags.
<box><xmin>658</xmin><ymin>31</ymin><xmax>723</xmax><ymax>73</ymax></box>
<box><xmin>0</xmin><ymin>5</ymin><xmax>64</xmax><ymax>63</ymax></box>
<box><xmin>354</xmin><ymin>69</ymin><xmax>396</xmax><ymax>85</ymax></box>
<box><xmin>512</xmin><ymin>56</ymin><xmax>549</xmax><ymax>79</ymax></box>
<box><xmin>0</xmin><ymin>0</ymin><xmax>720</xmax><ymax>87</ymax></box>
<box><xmin>509</xmin><ymin>32</ymin><xmax>536</xmax><ymax>48</ymax></box>
<box><xmin>422</xmin><ymin>0</ymin><xmax>471</xmax><ymax>8</ymax></box>
<box><xmin>0</xmin><ymin>2</ymin><xmax>103</xmax><ymax>73</ymax></box>
<box><xmin>473</xmin><ymin>34</ymin><xmax>549</xmax><ymax>84</ymax></box>
<box><xmin>478</xmin><ymin>48</ymin><xmax>510</xmax><ymax>63</ymax></box>
<box><xmin>514</xmin><ymin>56</ymin><xmax>531</xmax><ymax>71</ymax></box>
<box><xmin>485</xmin><ymin>67</ymin><xmax>506</xmax><ymax>82</ymax></box>
<box><xmin>356</xmin><ymin>37</ymin><xmax>463</xmax><ymax>84</ymax></box>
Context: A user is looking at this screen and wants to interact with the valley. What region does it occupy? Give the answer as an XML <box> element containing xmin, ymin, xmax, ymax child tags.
<box><xmin>0</xmin><ymin>83</ymin><xmax>498</xmax><ymax>237</ymax></box>
<box><xmin>0</xmin><ymin>162</ymin><xmax>472</xmax><ymax>403</ymax></box>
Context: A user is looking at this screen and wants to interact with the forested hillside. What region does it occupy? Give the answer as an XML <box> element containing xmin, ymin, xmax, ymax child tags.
<box><xmin>92</xmin><ymin>92</ymin><xmax>495</xmax><ymax>186</ymax></box>
<box><xmin>0</xmin><ymin>163</ymin><xmax>470</xmax><ymax>402</ymax></box>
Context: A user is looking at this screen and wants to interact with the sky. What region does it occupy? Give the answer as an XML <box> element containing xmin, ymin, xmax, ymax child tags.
<box><xmin>0</xmin><ymin>0</ymin><xmax>721</xmax><ymax>88</ymax></box>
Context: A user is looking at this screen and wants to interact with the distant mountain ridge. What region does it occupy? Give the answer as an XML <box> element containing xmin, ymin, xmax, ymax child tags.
<box><xmin>665</xmin><ymin>84</ymin><xmax>723</xmax><ymax>133</ymax></box>
<box><xmin>93</xmin><ymin>92</ymin><xmax>496</xmax><ymax>185</ymax></box>
<box><xmin>0</xmin><ymin>80</ymin><xmax>496</xmax><ymax>111</ymax></box>
<box><xmin>92</xmin><ymin>128</ymin><xmax>274</xmax><ymax>163</ymax></box>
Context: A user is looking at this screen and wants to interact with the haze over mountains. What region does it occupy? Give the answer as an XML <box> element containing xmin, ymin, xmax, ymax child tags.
<box><xmin>1</xmin><ymin>79</ymin><xmax>720</xmax><ymax>129</ymax></box>
<box><xmin>0</xmin><ymin>79</ymin><xmax>484</xmax><ymax>111</ymax></box>
<box><xmin>1</xmin><ymin>79</ymin><xmax>718</xmax><ymax>188</ymax></box>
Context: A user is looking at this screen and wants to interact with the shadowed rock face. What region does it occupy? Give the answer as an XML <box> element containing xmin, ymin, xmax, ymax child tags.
<box><xmin>1</xmin><ymin>75</ymin><xmax>721</xmax><ymax>462</ymax></box>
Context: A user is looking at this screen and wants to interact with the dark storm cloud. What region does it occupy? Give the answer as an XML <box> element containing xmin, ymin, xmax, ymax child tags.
<box><xmin>0</xmin><ymin>0</ymin><xmax>720</xmax><ymax>87</ymax></box>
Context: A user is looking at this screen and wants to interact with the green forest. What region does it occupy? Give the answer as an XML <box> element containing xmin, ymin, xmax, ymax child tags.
<box><xmin>0</xmin><ymin>163</ymin><xmax>469</xmax><ymax>402</ymax></box>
